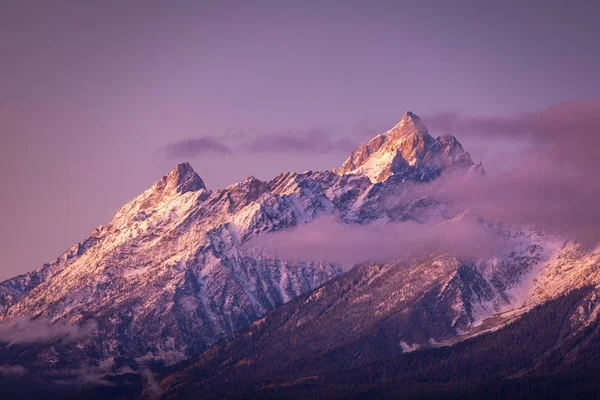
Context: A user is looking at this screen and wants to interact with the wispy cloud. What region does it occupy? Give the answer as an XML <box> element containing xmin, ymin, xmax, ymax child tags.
<box><xmin>0</xmin><ymin>317</ymin><xmax>98</xmax><ymax>344</ymax></box>
<box><xmin>0</xmin><ymin>364</ymin><xmax>27</xmax><ymax>376</ymax></box>
<box><xmin>162</xmin><ymin>127</ymin><xmax>357</xmax><ymax>159</ymax></box>
<box><xmin>161</xmin><ymin>136</ymin><xmax>232</xmax><ymax>158</ymax></box>
<box><xmin>424</xmin><ymin>100</ymin><xmax>600</xmax><ymax>165</ymax></box>
<box><xmin>141</xmin><ymin>368</ymin><xmax>163</xmax><ymax>398</ymax></box>
<box><xmin>54</xmin><ymin>364</ymin><xmax>137</xmax><ymax>387</ymax></box>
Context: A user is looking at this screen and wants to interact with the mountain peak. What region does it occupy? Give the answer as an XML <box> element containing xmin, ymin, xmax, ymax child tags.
<box><xmin>337</xmin><ymin>111</ymin><xmax>479</xmax><ymax>183</ymax></box>
<box><xmin>161</xmin><ymin>162</ymin><xmax>206</xmax><ymax>194</ymax></box>
<box><xmin>120</xmin><ymin>162</ymin><xmax>206</xmax><ymax>215</ymax></box>
<box><xmin>394</xmin><ymin>111</ymin><xmax>430</xmax><ymax>137</ymax></box>
<box><xmin>403</xmin><ymin>111</ymin><xmax>418</xmax><ymax>121</ymax></box>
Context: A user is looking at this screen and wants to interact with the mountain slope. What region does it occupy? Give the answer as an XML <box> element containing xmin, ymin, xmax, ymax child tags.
<box><xmin>161</xmin><ymin>267</ymin><xmax>600</xmax><ymax>399</ymax></box>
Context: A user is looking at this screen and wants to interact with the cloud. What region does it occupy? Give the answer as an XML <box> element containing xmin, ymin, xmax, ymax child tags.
<box><xmin>422</xmin><ymin>100</ymin><xmax>600</xmax><ymax>244</ymax></box>
<box><xmin>162</xmin><ymin>136</ymin><xmax>232</xmax><ymax>158</ymax></box>
<box><xmin>54</xmin><ymin>363</ymin><xmax>138</xmax><ymax>387</ymax></box>
<box><xmin>0</xmin><ymin>364</ymin><xmax>27</xmax><ymax>376</ymax></box>
<box><xmin>446</xmin><ymin>165</ymin><xmax>599</xmax><ymax>245</ymax></box>
<box><xmin>161</xmin><ymin>128</ymin><xmax>357</xmax><ymax>159</ymax></box>
<box><xmin>243</xmin><ymin>128</ymin><xmax>357</xmax><ymax>154</ymax></box>
<box><xmin>246</xmin><ymin>216</ymin><xmax>505</xmax><ymax>268</ymax></box>
<box><xmin>424</xmin><ymin>100</ymin><xmax>600</xmax><ymax>170</ymax></box>
<box><xmin>0</xmin><ymin>317</ymin><xmax>98</xmax><ymax>344</ymax></box>
<box><xmin>58</xmin><ymin>364</ymin><xmax>115</xmax><ymax>387</ymax></box>
<box><xmin>141</xmin><ymin>368</ymin><xmax>163</xmax><ymax>398</ymax></box>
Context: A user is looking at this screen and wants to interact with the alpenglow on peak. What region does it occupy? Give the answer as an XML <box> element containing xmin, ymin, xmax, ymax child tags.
<box><xmin>396</xmin><ymin>111</ymin><xmax>430</xmax><ymax>136</ymax></box>
<box><xmin>337</xmin><ymin>111</ymin><xmax>483</xmax><ymax>183</ymax></box>
<box><xmin>159</xmin><ymin>162</ymin><xmax>206</xmax><ymax>194</ymax></box>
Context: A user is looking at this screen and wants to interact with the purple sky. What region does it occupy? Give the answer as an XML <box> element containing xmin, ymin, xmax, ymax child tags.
<box><xmin>1</xmin><ymin>0</ymin><xmax>599</xmax><ymax>280</ymax></box>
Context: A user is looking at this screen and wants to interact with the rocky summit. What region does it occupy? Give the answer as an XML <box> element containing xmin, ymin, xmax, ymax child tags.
<box><xmin>337</xmin><ymin>112</ymin><xmax>484</xmax><ymax>182</ymax></box>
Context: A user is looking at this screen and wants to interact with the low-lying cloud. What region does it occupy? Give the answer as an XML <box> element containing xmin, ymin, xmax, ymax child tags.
<box><xmin>141</xmin><ymin>368</ymin><xmax>163</xmax><ymax>398</ymax></box>
<box><xmin>0</xmin><ymin>317</ymin><xmax>98</xmax><ymax>344</ymax></box>
<box><xmin>424</xmin><ymin>100</ymin><xmax>600</xmax><ymax>245</ymax></box>
<box><xmin>0</xmin><ymin>364</ymin><xmax>27</xmax><ymax>376</ymax></box>
<box><xmin>54</xmin><ymin>364</ymin><xmax>136</xmax><ymax>387</ymax></box>
<box><xmin>248</xmin><ymin>216</ymin><xmax>505</xmax><ymax>268</ymax></box>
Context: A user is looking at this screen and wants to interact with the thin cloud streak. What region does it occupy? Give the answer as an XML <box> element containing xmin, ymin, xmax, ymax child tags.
<box><xmin>425</xmin><ymin>100</ymin><xmax>600</xmax><ymax>167</ymax></box>
<box><xmin>0</xmin><ymin>317</ymin><xmax>98</xmax><ymax>344</ymax></box>
<box><xmin>0</xmin><ymin>364</ymin><xmax>27</xmax><ymax>376</ymax></box>
<box><xmin>162</xmin><ymin>128</ymin><xmax>357</xmax><ymax>159</ymax></box>
<box><xmin>162</xmin><ymin>137</ymin><xmax>232</xmax><ymax>158</ymax></box>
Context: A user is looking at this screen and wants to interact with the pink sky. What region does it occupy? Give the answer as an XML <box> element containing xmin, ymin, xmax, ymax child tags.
<box><xmin>1</xmin><ymin>1</ymin><xmax>599</xmax><ymax>280</ymax></box>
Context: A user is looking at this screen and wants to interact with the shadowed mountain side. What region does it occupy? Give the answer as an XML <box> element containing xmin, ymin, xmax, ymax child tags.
<box><xmin>161</xmin><ymin>286</ymin><xmax>600</xmax><ymax>399</ymax></box>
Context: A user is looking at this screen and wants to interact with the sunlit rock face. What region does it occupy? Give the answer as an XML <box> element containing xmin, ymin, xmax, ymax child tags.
<box><xmin>338</xmin><ymin>111</ymin><xmax>483</xmax><ymax>183</ymax></box>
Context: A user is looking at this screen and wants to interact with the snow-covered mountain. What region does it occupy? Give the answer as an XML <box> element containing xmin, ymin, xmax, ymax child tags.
<box><xmin>0</xmin><ymin>112</ymin><xmax>597</xmax><ymax>384</ymax></box>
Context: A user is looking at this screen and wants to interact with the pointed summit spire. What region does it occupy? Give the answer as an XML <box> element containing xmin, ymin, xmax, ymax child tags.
<box><xmin>395</xmin><ymin>111</ymin><xmax>430</xmax><ymax>137</ymax></box>
<box><xmin>167</xmin><ymin>162</ymin><xmax>206</xmax><ymax>193</ymax></box>
<box><xmin>113</xmin><ymin>162</ymin><xmax>207</xmax><ymax>220</ymax></box>
<box><xmin>158</xmin><ymin>162</ymin><xmax>206</xmax><ymax>195</ymax></box>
